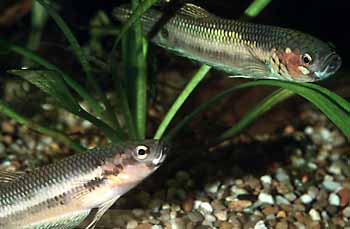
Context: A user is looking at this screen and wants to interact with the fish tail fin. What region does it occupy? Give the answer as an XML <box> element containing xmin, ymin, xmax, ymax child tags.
<box><xmin>113</xmin><ymin>5</ymin><xmax>162</xmax><ymax>35</ymax></box>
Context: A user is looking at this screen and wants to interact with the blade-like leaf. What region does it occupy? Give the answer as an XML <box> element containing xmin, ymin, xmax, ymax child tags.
<box><xmin>8</xmin><ymin>69</ymin><xmax>123</xmax><ymax>143</ymax></box>
<box><xmin>35</xmin><ymin>0</ymin><xmax>122</xmax><ymax>130</ymax></box>
<box><xmin>8</xmin><ymin>70</ymin><xmax>81</xmax><ymax>114</ymax></box>
<box><xmin>166</xmin><ymin>80</ymin><xmax>350</xmax><ymax>141</ymax></box>
<box><xmin>218</xmin><ymin>89</ymin><xmax>294</xmax><ymax>141</ymax></box>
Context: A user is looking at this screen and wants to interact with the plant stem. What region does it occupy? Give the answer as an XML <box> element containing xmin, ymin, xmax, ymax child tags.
<box><xmin>154</xmin><ymin>65</ymin><xmax>211</xmax><ymax>139</ymax></box>
<box><xmin>0</xmin><ymin>100</ymin><xmax>85</xmax><ymax>152</ymax></box>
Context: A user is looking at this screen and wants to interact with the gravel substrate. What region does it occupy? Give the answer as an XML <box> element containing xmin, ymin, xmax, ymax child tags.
<box><xmin>0</xmin><ymin>106</ymin><xmax>349</xmax><ymax>229</ymax></box>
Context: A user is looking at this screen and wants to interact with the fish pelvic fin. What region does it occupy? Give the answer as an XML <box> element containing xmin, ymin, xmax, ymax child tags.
<box><xmin>76</xmin><ymin>196</ymin><xmax>119</xmax><ymax>229</ymax></box>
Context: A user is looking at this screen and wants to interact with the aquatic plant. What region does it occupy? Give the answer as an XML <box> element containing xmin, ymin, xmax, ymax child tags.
<box><xmin>0</xmin><ymin>0</ymin><xmax>349</xmax><ymax>153</ymax></box>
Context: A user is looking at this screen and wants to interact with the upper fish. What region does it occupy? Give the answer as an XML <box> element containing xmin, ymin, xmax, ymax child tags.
<box><xmin>113</xmin><ymin>3</ymin><xmax>341</xmax><ymax>82</ymax></box>
<box><xmin>0</xmin><ymin>140</ymin><xmax>168</xmax><ymax>229</ymax></box>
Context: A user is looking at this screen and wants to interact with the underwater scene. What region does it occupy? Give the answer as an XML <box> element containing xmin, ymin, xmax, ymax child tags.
<box><xmin>0</xmin><ymin>0</ymin><xmax>349</xmax><ymax>228</ymax></box>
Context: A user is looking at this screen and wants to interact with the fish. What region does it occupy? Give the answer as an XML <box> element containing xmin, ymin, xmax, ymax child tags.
<box><xmin>0</xmin><ymin>140</ymin><xmax>168</xmax><ymax>229</ymax></box>
<box><xmin>113</xmin><ymin>3</ymin><xmax>342</xmax><ymax>82</ymax></box>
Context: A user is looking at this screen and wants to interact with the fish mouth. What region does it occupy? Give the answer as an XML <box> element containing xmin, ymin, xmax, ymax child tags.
<box><xmin>314</xmin><ymin>52</ymin><xmax>342</xmax><ymax>80</ymax></box>
<box><xmin>152</xmin><ymin>141</ymin><xmax>170</xmax><ymax>166</ymax></box>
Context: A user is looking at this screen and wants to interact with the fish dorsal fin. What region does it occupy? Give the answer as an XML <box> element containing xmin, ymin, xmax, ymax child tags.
<box><xmin>0</xmin><ymin>170</ymin><xmax>26</xmax><ymax>184</ymax></box>
<box><xmin>76</xmin><ymin>196</ymin><xmax>119</xmax><ymax>229</ymax></box>
<box><xmin>178</xmin><ymin>3</ymin><xmax>211</xmax><ymax>18</ymax></box>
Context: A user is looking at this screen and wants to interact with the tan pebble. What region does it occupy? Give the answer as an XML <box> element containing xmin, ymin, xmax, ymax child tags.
<box><xmin>220</xmin><ymin>222</ymin><xmax>234</xmax><ymax>229</ymax></box>
<box><xmin>1</xmin><ymin>121</ymin><xmax>15</xmax><ymax>133</ymax></box>
<box><xmin>2</xmin><ymin>135</ymin><xmax>13</xmax><ymax>144</ymax></box>
<box><xmin>182</xmin><ymin>198</ymin><xmax>194</xmax><ymax>212</ymax></box>
<box><xmin>228</xmin><ymin>200</ymin><xmax>252</xmax><ymax>211</ymax></box>
<box><xmin>337</xmin><ymin>187</ymin><xmax>350</xmax><ymax>207</ymax></box>
<box><xmin>276</xmin><ymin>210</ymin><xmax>287</xmax><ymax>218</ymax></box>
<box><xmin>275</xmin><ymin>221</ymin><xmax>288</xmax><ymax>229</ymax></box>
<box><xmin>136</xmin><ymin>223</ymin><xmax>152</xmax><ymax>229</ymax></box>
<box><xmin>262</xmin><ymin>206</ymin><xmax>279</xmax><ymax>216</ymax></box>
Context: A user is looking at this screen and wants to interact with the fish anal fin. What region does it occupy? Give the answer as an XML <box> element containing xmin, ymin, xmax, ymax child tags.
<box><xmin>76</xmin><ymin>196</ymin><xmax>119</xmax><ymax>229</ymax></box>
<box><xmin>179</xmin><ymin>3</ymin><xmax>211</xmax><ymax>18</ymax></box>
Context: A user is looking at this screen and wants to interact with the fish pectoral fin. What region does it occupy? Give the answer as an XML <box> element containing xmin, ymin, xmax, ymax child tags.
<box><xmin>76</xmin><ymin>196</ymin><xmax>119</xmax><ymax>229</ymax></box>
<box><xmin>178</xmin><ymin>3</ymin><xmax>212</xmax><ymax>18</ymax></box>
<box><xmin>0</xmin><ymin>170</ymin><xmax>26</xmax><ymax>184</ymax></box>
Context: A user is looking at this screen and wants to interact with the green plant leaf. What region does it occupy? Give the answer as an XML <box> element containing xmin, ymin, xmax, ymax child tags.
<box><xmin>8</xmin><ymin>70</ymin><xmax>81</xmax><ymax>114</ymax></box>
<box><xmin>8</xmin><ymin>69</ymin><xmax>123</xmax><ymax>143</ymax></box>
<box><xmin>166</xmin><ymin>80</ymin><xmax>350</xmax><ymax>141</ymax></box>
<box><xmin>154</xmin><ymin>65</ymin><xmax>212</xmax><ymax>140</ymax></box>
<box><xmin>35</xmin><ymin>0</ymin><xmax>122</xmax><ymax>131</ymax></box>
<box><xmin>218</xmin><ymin>89</ymin><xmax>294</xmax><ymax>141</ymax></box>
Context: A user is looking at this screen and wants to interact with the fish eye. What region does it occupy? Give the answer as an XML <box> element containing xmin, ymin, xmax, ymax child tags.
<box><xmin>302</xmin><ymin>53</ymin><xmax>312</xmax><ymax>65</ymax></box>
<box><xmin>135</xmin><ymin>145</ymin><xmax>150</xmax><ymax>160</ymax></box>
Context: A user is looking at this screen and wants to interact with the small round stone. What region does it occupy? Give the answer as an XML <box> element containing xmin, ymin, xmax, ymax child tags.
<box><xmin>300</xmin><ymin>194</ymin><xmax>313</xmax><ymax>204</ymax></box>
<box><xmin>258</xmin><ymin>193</ymin><xmax>274</xmax><ymax>205</ymax></box>
<box><xmin>254</xmin><ymin>220</ymin><xmax>268</xmax><ymax>229</ymax></box>
<box><xmin>126</xmin><ymin>220</ymin><xmax>138</xmax><ymax>229</ymax></box>
<box><xmin>309</xmin><ymin>209</ymin><xmax>321</xmax><ymax>221</ymax></box>
<box><xmin>329</xmin><ymin>193</ymin><xmax>340</xmax><ymax>206</ymax></box>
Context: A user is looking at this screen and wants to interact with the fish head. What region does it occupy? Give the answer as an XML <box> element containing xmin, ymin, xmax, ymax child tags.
<box><xmin>102</xmin><ymin>140</ymin><xmax>169</xmax><ymax>191</ymax></box>
<box><xmin>275</xmin><ymin>31</ymin><xmax>341</xmax><ymax>82</ymax></box>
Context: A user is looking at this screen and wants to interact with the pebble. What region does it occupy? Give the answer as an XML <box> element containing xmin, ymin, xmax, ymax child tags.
<box><xmin>228</xmin><ymin>200</ymin><xmax>252</xmax><ymax>211</ymax></box>
<box><xmin>342</xmin><ymin>206</ymin><xmax>350</xmax><ymax>217</ymax></box>
<box><xmin>275</xmin><ymin>195</ymin><xmax>291</xmax><ymax>205</ymax></box>
<box><xmin>126</xmin><ymin>220</ymin><xmax>138</xmax><ymax>229</ymax></box>
<box><xmin>337</xmin><ymin>188</ymin><xmax>350</xmax><ymax>207</ymax></box>
<box><xmin>254</xmin><ymin>220</ymin><xmax>268</xmax><ymax>229</ymax></box>
<box><xmin>322</xmin><ymin>180</ymin><xmax>342</xmax><ymax>192</ymax></box>
<box><xmin>198</xmin><ymin>202</ymin><xmax>213</xmax><ymax>214</ymax></box>
<box><xmin>187</xmin><ymin>212</ymin><xmax>204</xmax><ymax>223</ymax></box>
<box><xmin>205</xmin><ymin>181</ymin><xmax>221</xmax><ymax>194</ymax></box>
<box><xmin>329</xmin><ymin>193</ymin><xmax>340</xmax><ymax>206</ymax></box>
<box><xmin>205</xmin><ymin>214</ymin><xmax>216</xmax><ymax>223</ymax></box>
<box><xmin>309</xmin><ymin>209</ymin><xmax>321</xmax><ymax>221</ymax></box>
<box><xmin>214</xmin><ymin>210</ymin><xmax>228</xmax><ymax>221</ymax></box>
<box><xmin>260</xmin><ymin>175</ymin><xmax>272</xmax><ymax>187</ymax></box>
<box><xmin>275</xmin><ymin>168</ymin><xmax>290</xmax><ymax>183</ymax></box>
<box><xmin>300</xmin><ymin>194</ymin><xmax>313</xmax><ymax>204</ymax></box>
<box><xmin>258</xmin><ymin>193</ymin><xmax>274</xmax><ymax>205</ymax></box>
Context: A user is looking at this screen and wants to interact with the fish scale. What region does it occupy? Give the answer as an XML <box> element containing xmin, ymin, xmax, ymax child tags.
<box><xmin>0</xmin><ymin>140</ymin><xmax>167</xmax><ymax>228</ymax></box>
<box><xmin>113</xmin><ymin>3</ymin><xmax>341</xmax><ymax>82</ymax></box>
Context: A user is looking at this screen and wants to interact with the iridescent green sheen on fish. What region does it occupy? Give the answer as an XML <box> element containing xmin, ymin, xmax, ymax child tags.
<box><xmin>0</xmin><ymin>140</ymin><xmax>168</xmax><ymax>229</ymax></box>
<box><xmin>113</xmin><ymin>3</ymin><xmax>341</xmax><ymax>82</ymax></box>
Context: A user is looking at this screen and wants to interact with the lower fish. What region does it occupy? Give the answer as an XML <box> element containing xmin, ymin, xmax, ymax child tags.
<box><xmin>0</xmin><ymin>140</ymin><xmax>168</xmax><ymax>229</ymax></box>
<box><xmin>113</xmin><ymin>3</ymin><xmax>341</xmax><ymax>82</ymax></box>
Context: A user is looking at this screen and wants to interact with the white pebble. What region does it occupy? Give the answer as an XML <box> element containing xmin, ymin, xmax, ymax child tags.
<box><xmin>260</xmin><ymin>175</ymin><xmax>272</xmax><ymax>186</ymax></box>
<box><xmin>305</xmin><ymin>126</ymin><xmax>314</xmax><ymax>135</ymax></box>
<box><xmin>329</xmin><ymin>193</ymin><xmax>340</xmax><ymax>206</ymax></box>
<box><xmin>199</xmin><ymin>202</ymin><xmax>213</xmax><ymax>214</ymax></box>
<box><xmin>284</xmin><ymin>192</ymin><xmax>297</xmax><ymax>202</ymax></box>
<box><xmin>151</xmin><ymin>226</ymin><xmax>162</xmax><ymax>229</ymax></box>
<box><xmin>328</xmin><ymin>163</ymin><xmax>342</xmax><ymax>175</ymax></box>
<box><xmin>275</xmin><ymin>168</ymin><xmax>290</xmax><ymax>183</ymax></box>
<box><xmin>258</xmin><ymin>193</ymin><xmax>274</xmax><ymax>205</ymax></box>
<box><xmin>205</xmin><ymin>214</ymin><xmax>216</xmax><ymax>222</ymax></box>
<box><xmin>276</xmin><ymin>195</ymin><xmax>291</xmax><ymax>205</ymax></box>
<box><xmin>309</xmin><ymin>209</ymin><xmax>321</xmax><ymax>221</ymax></box>
<box><xmin>126</xmin><ymin>220</ymin><xmax>138</xmax><ymax>229</ymax></box>
<box><xmin>205</xmin><ymin>181</ymin><xmax>220</xmax><ymax>194</ymax></box>
<box><xmin>300</xmin><ymin>194</ymin><xmax>313</xmax><ymax>204</ymax></box>
<box><xmin>214</xmin><ymin>210</ymin><xmax>227</xmax><ymax>221</ymax></box>
<box><xmin>322</xmin><ymin>180</ymin><xmax>342</xmax><ymax>192</ymax></box>
<box><xmin>254</xmin><ymin>220</ymin><xmax>268</xmax><ymax>229</ymax></box>
<box><xmin>343</xmin><ymin>207</ymin><xmax>350</xmax><ymax>217</ymax></box>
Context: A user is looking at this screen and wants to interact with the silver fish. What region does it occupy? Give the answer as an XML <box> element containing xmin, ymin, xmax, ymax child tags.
<box><xmin>0</xmin><ymin>140</ymin><xmax>168</xmax><ymax>228</ymax></box>
<box><xmin>114</xmin><ymin>3</ymin><xmax>341</xmax><ymax>82</ymax></box>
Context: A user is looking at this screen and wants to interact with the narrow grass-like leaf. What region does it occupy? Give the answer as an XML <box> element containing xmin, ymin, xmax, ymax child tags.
<box><xmin>35</xmin><ymin>0</ymin><xmax>122</xmax><ymax>130</ymax></box>
<box><xmin>8</xmin><ymin>69</ymin><xmax>123</xmax><ymax>142</ymax></box>
<box><xmin>0</xmin><ymin>38</ymin><xmax>104</xmax><ymax>116</ymax></box>
<box><xmin>218</xmin><ymin>89</ymin><xmax>294</xmax><ymax>141</ymax></box>
<box><xmin>166</xmin><ymin>80</ymin><xmax>350</xmax><ymax>140</ymax></box>
<box><xmin>244</xmin><ymin>0</ymin><xmax>272</xmax><ymax>17</ymax></box>
<box><xmin>154</xmin><ymin>65</ymin><xmax>212</xmax><ymax>140</ymax></box>
<box><xmin>111</xmin><ymin>0</ymin><xmax>158</xmax><ymax>51</ymax></box>
<box><xmin>8</xmin><ymin>70</ymin><xmax>81</xmax><ymax>113</ymax></box>
<box><xmin>0</xmin><ymin>100</ymin><xmax>85</xmax><ymax>152</ymax></box>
